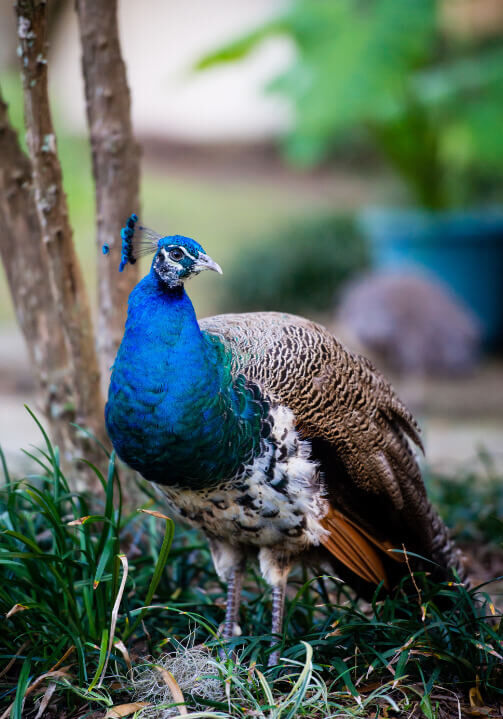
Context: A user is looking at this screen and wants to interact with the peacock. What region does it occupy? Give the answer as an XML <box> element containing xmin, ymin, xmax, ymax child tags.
<box><xmin>105</xmin><ymin>214</ymin><xmax>464</xmax><ymax>664</ymax></box>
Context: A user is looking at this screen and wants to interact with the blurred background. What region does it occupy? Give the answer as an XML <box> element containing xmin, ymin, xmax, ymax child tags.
<box><xmin>1</xmin><ymin>0</ymin><xmax>502</xmax><ymax>472</ymax></box>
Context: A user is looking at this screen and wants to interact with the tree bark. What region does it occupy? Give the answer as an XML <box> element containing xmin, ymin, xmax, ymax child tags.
<box><xmin>0</xmin><ymin>93</ymin><xmax>73</xmax><ymax>454</ymax></box>
<box><xmin>0</xmin><ymin>92</ymin><xmax>102</xmax><ymax>490</ymax></box>
<box><xmin>14</xmin><ymin>0</ymin><xmax>106</xmax><ymax>481</ymax></box>
<box><xmin>76</xmin><ymin>0</ymin><xmax>141</xmax><ymax>394</ymax></box>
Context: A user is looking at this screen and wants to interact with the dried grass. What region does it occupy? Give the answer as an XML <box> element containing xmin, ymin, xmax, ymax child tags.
<box><xmin>128</xmin><ymin>643</ymin><xmax>225</xmax><ymax>718</ymax></box>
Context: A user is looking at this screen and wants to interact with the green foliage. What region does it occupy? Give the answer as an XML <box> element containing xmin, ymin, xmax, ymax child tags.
<box><xmin>0</xmin><ymin>411</ymin><xmax>175</xmax><ymax>706</ymax></box>
<box><xmin>218</xmin><ymin>214</ymin><xmax>369</xmax><ymax>315</ymax></box>
<box><xmin>198</xmin><ymin>0</ymin><xmax>503</xmax><ymax>209</ymax></box>
<box><xmin>1</xmin><ymin>414</ymin><xmax>502</xmax><ymax>716</ymax></box>
<box><xmin>427</xmin><ymin>455</ymin><xmax>503</xmax><ymax>545</ymax></box>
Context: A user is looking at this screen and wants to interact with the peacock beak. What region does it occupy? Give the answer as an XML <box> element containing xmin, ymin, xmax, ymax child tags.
<box><xmin>195</xmin><ymin>252</ymin><xmax>223</xmax><ymax>275</ymax></box>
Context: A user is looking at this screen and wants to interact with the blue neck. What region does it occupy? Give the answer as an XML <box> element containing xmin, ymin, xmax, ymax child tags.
<box><xmin>105</xmin><ymin>271</ymin><xmax>266</xmax><ymax>487</ymax></box>
<box><xmin>110</xmin><ymin>272</ymin><xmax>218</xmax><ymax>427</ymax></box>
<box><xmin>121</xmin><ymin>272</ymin><xmax>208</xmax><ymax>377</ymax></box>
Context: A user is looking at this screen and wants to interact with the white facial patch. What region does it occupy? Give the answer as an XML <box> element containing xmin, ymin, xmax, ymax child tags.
<box><xmin>160</xmin><ymin>247</ymin><xmax>186</xmax><ymax>267</ymax></box>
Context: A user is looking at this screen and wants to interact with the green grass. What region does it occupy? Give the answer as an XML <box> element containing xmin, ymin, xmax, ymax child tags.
<box><xmin>1</xmin><ymin>412</ymin><xmax>502</xmax><ymax>717</ymax></box>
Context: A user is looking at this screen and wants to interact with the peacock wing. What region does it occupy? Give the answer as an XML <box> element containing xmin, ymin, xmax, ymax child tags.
<box><xmin>199</xmin><ymin>312</ymin><xmax>444</xmax><ymax>575</ymax></box>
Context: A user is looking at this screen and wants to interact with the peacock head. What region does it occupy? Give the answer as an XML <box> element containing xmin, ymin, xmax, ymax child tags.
<box><xmin>105</xmin><ymin>214</ymin><xmax>222</xmax><ymax>288</ymax></box>
<box><xmin>153</xmin><ymin>235</ymin><xmax>222</xmax><ymax>287</ymax></box>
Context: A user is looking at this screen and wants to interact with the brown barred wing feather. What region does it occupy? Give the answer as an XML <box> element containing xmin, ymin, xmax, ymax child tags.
<box><xmin>200</xmin><ymin>311</ymin><xmax>464</xmax><ymax>585</ymax></box>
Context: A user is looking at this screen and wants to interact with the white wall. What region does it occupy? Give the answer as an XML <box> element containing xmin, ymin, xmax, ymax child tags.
<box><xmin>49</xmin><ymin>0</ymin><xmax>294</xmax><ymax>141</ymax></box>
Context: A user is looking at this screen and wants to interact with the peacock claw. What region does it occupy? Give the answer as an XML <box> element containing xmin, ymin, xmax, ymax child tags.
<box><xmin>267</xmin><ymin>649</ymin><xmax>281</xmax><ymax>667</ymax></box>
<box><xmin>218</xmin><ymin>621</ymin><xmax>242</xmax><ymax>638</ymax></box>
<box><xmin>218</xmin><ymin>618</ymin><xmax>242</xmax><ymax>663</ymax></box>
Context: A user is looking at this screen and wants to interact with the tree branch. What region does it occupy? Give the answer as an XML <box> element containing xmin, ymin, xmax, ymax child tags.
<box><xmin>14</xmin><ymin>0</ymin><xmax>105</xmax><ymax>443</ymax></box>
<box><xmin>76</xmin><ymin>0</ymin><xmax>141</xmax><ymax>392</ymax></box>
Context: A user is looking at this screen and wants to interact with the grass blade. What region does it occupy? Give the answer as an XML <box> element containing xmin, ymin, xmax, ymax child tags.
<box><xmin>11</xmin><ymin>657</ymin><xmax>31</xmax><ymax>719</ymax></box>
<box><xmin>87</xmin><ymin>629</ymin><xmax>109</xmax><ymax>693</ymax></box>
<box><xmin>97</xmin><ymin>553</ymin><xmax>129</xmax><ymax>689</ymax></box>
<box><xmin>124</xmin><ymin>511</ymin><xmax>174</xmax><ymax>640</ymax></box>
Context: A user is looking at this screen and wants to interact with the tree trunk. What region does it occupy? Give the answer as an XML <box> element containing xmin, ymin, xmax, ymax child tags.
<box><xmin>0</xmin><ymin>93</ymin><xmax>73</xmax><ymax>457</ymax></box>
<box><xmin>0</xmin><ymin>92</ymin><xmax>101</xmax><ymax>489</ymax></box>
<box><xmin>1</xmin><ymin>1</ymin><xmax>144</xmax><ymax>501</ymax></box>
<box><xmin>13</xmin><ymin>0</ymin><xmax>106</xmax><ymax>486</ymax></box>
<box><xmin>76</xmin><ymin>0</ymin><xmax>141</xmax><ymax>394</ymax></box>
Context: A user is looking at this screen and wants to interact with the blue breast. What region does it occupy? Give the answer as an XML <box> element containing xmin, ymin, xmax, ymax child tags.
<box><xmin>105</xmin><ymin>272</ymin><xmax>268</xmax><ymax>487</ymax></box>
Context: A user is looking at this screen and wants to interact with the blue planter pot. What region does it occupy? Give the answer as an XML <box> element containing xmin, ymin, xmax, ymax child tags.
<box><xmin>358</xmin><ymin>209</ymin><xmax>503</xmax><ymax>346</ymax></box>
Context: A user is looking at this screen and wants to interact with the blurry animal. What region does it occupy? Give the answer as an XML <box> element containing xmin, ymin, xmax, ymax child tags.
<box><xmin>336</xmin><ymin>271</ymin><xmax>481</xmax><ymax>376</ymax></box>
<box><xmin>105</xmin><ymin>216</ymin><xmax>464</xmax><ymax>664</ymax></box>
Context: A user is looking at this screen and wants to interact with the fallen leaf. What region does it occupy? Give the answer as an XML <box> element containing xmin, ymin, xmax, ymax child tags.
<box><xmin>470</xmin><ymin>685</ymin><xmax>485</xmax><ymax>708</ymax></box>
<box><xmin>114</xmin><ymin>639</ymin><xmax>132</xmax><ymax>672</ymax></box>
<box><xmin>48</xmin><ymin>645</ymin><xmax>75</xmax><ymax>672</ymax></box>
<box><xmin>464</xmin><ymin>707</ymin><xmax>497</xmax><ymax>717</ymax></box>
<box><xmin>105</xmin><ymin>702</ymin><xmax>150</xmax><ymax>718</ymax></box>
<box><xmin>154</xmin><ymin>665</ymin><xmax>187</xmax><ymax>715</ymax></box>
<box><xmin>467</xmin><ymin>686</ymin><xmax>496</xmax><ymax>716</ymax></box>
<box><xmin>0</xmin><ymin>640</ymin><xmax>29</xmax><ymax>678</ymax></box>
<box><xmin>0</xmin><ymin>669</ymin><xmax>71</xmax><ymax>719</ymax></box>
<box><xmin>6</xmin><ymin>603</ymin><xmax>28</xmax><ymax>618</ymax></box>
<box><xmin>139</xmin><ymin>509</ymin><xmax>172</xmax><ymax>521</ymax></box>
<box><xmin>34</xmin><ymin>681</ymin><xmax>57</xmax><ymax>719</ymax></box>
<box><xmin>67</xmin><ymin>516</ymin><xmax>90</xmax><ymax>525</ymax></box>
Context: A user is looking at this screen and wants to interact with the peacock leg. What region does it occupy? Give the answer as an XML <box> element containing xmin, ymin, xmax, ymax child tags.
<box><xmin>209</xmin><ymin>539</ymin><xmax>246</xmax><ymax>642</ymax></box>
<box><xmin>268</xmin><ymin>580</ymin><xmax>287</xmax><ymax>666</ymax></box>
<box><xmin>258</xmin><ymin>548</ymin><xmax>291</xmax><ymax>666</ymax></box>
<box><xmin>222</xmin><ymin>564</ymin><xmax>244</xmax><ymax>640</ymax></box>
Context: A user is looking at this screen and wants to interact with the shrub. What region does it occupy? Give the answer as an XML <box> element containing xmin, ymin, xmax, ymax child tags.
<box><xmin>218</xmin><ymin>214</ymin><xmax>369</xmax><ymax>315</ymax></box>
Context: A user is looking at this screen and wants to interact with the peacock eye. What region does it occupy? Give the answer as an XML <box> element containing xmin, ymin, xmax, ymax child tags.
<box><xmin>169</xmin><ymin>248</ymin><xmax>184</xmax><ymax>262</ymax></box>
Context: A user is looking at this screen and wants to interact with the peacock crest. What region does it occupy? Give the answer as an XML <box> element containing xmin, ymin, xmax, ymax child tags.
<box><xmin>102</xmin><ymin>213</ymin><xmax>163</xmax><ymax>271</ymax></box>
